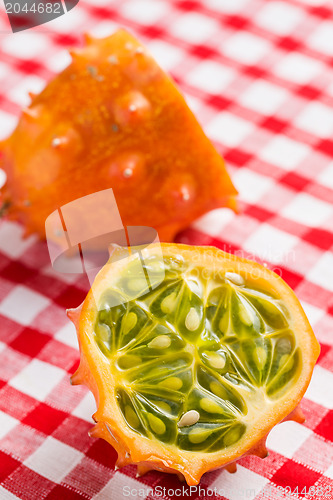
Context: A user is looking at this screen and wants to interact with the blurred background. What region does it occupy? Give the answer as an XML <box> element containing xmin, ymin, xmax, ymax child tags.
<box><xmin>0</xmin><ymin>0</ymin><xmax>332</xmax><ymax>499</ymax></box>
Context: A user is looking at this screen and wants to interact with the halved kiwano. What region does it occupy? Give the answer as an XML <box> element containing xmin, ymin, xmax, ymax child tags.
<box><xmin>0</xmin><ymin>29</ymin><xmax>236</xmax><ymax>241</ymax></box>
<box><xmin>68</xmin><ymin>244</ymin><xmax>320</xmax><ymax>485</ymax></box>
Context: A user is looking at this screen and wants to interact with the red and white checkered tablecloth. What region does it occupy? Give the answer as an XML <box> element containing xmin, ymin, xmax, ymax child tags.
<box><xmin>0</xmin><ymin>0</ymin><xmax>333</xmax><ymax>499</ymax></box>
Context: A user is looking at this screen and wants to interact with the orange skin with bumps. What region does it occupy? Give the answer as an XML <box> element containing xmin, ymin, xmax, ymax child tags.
<box><xmin>0</xmin><ymin>30</ymin><xmax>237</xmax><ymax>241</ymax></box>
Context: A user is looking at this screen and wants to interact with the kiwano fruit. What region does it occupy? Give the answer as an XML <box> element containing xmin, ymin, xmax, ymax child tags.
<box><xmin>68</xmin><ymin>243</ymin><xmax>320</xmax><ymax>485</ymax></box>
<box><xmin>0</xmin><ymin>29</ymin><xmax>237</xmax><ymax>242</ymax></box>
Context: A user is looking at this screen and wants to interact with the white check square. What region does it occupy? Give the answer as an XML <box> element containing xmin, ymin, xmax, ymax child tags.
<box><xmin>300</xmin><ymin>301</ymin><xmax>324</xmax><ymax>328</ymax></box>
<box><xmin>88</xmin><ymin>21</ymin><xmax>118</xmax><ymax>39</ymax></box>
<box><xmin>274</xmin><ymin>53</ymin><xmax>323</xmax><ymax>84</ymax></box>
<box><xmin>186</xmin><ymin>60</ymin><xmax>235</xmax><ymax>94</ymax></box>
<box><xmin>0</xmin><ymin>285</ymin><xmax>50</xmax><ymax>326</ymax></box>
<box><xmin>72</xmin><ymin>391</ymin><xmax>96</xmax><ymax>423</ymax></box>
<box><xmin>233</xmin><ymin>169</ymin><xmax>273</xmax><ymax>204</ymax></box>
<box><xmin>239</xmin><ymin>79</ymin><xmax>287</xmax><ymax>115</ymax></box>
<box><xmin>205</xmin><ymin>112</ymin><xmax>253</xmax><ymax>146</ymax></box>
<box><xmin>318</xmin><ymin>163</ymin><xmax>333</xmax><ymax>190</ymax></box>
<box><xmin>210</xmin><ymin>465</ymin><xmax>269</xmax><ymax>500</ymax></box>
<box><xmin>95</xmin><ymin>472</ymin><xmax>148</xmax><ymax>500</ymax></box>
<box><xmin>0</xmin><ymin>62</ymin><xmax>10</xmax><ymax>80</ymax></box>
<box><xmin>0</xmin><ymin>410</ymin><xmax>18</xmax><ymax>440</ymax></box>
<box><xmin>222</xmin><ymin>32</ymin><xmax>270</xmax><ymax>65</ymax></box>
<box><xmin>305</xmin><ymin>365</ymin><xmax>333</xmax><ymax>409</ymax></box>
<box><xmin>256</xmin><ymin>2</ymin><xmax>303</xmax><ymax>35</ymax></box>
<box><xmin>25</xmin><ymin>436</ymin><xmax>83</xmax><ymax>483</ymax></box>
<box><xmin>192</xmin><ymin>208</ymin><xmax>235</xmax><ymax>237</ymax></box>
<box><xmin>8</xmin><ymin>76</ymin><xmax>45</xmax><ymax>107</ymax></box>
<box><xmin>55</xmin><ymin>322</ymin><xmax>79</xmax><ymax>349</ymax></box>
<box><xmin>295</xmin><ymin>101</ymin><xmax>333</xmax><ymax>138</ymax></box>
<box><xmin>0</xmin><ymin>222</ymin><xmax>36</xmax><ymax>259</ymax></box>
<box><xmin>308</xmin><ymin>21</ymin><xmax>333</xmax><ymax>56</ymax></box>
<box><xmin>2</xmin><ymin>32</ymin><xmax>51</xmax><ymax>59</ymax></box>
<box><xmin>147</xmin><ymin>40</ymin><xmax>184</xmax><ymax>71</ymax></box>
<box><xmin>10</xmin><ymin>359</ymin><xmax>65</xmax><ymax>401</ymax></box>
<box><xmin>120</xmin><ymin>0</ymin><xmax>168</xmax><ymax>25</ymax></box>
<box><xmin>46</xmin><ymin>48</ymin><xmax>72</xmax><ymax>73</ymax></box>
<box><xmin>266</xmin><ymin>421</ymin><xmax>312</xmax><ymax>458</ymax></box>
<box><xmin>325</xmin><ymin>463</ymin><xmax>333</xmax><ymax>480</ymax></box>
<box><xmin>259</xmin><ymin>135</ymin><xmax>310</xmax><ymax>170</ymax></box>
<box><xmin>170</xmin><ymin>13</ymin><xmax>219</xmax><ymax>44</ymax></box>
<box><xmin>0</xmin><ymin>110</ymin><xmax>17</xmax><ymax>140</ymax></box>
<box><xmin>206</xmin><ymin>0</ymin><xmax>250</xmax><ymax>13</ymax></box>
<box><xmin>307</xmin><ymin>251</ymin><xmax>333</xmax><ymax>293</ymax></box>
<box><xmin>281</xmin><ymin>193</ymin><xmax>332</xmax><ymax>228</ymax></box>
<box><xmin>243</xmin><ymin>224</ymin><xmax>298</xmax><ymax>264</ymax></box>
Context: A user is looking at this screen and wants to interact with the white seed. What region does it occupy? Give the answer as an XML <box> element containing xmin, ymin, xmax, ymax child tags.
<box><xmin>161</xmin><ymin>292</ymin><xmax>177</xmax><ymax>314</ymax></box>
<box><xmin>148</xmin><ymin>335</ymin><xmax>171</xmax><ymax>349</ymax></box>
<box><xmin>225</xmin><ymin>272</ymin><xmax>245</xmax><ymax>286</ymax></box>
<box><xmin>206</xmin><ymin>352</ymin><xmax>226</xmax><ymax>370</ymax></box>
<box><xmin>185</xmin><ymin>307</ymin><xmax>200</xmax><ymax>331</ymax></box>
<box><xmin>177</xmin><ymin>410</ymin><xmax>200</xmax><ymax>428</ymax></box>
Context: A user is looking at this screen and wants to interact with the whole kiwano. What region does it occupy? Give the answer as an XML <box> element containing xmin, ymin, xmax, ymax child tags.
<box><xmin>0</xmin><ymin>29</ymin><xmax>237</xmax><ymax>241</ymax></box>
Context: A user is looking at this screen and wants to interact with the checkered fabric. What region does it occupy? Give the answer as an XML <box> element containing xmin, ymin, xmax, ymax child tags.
<box><xmin>0</xmin><ymin>0</ymin><xmax>332</xmax><ymax>499</ymax></box>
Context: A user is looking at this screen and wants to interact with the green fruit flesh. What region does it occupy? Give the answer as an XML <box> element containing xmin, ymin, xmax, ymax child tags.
<box><xmin>93</xmin><ymin>255</ymin><xmax>301</xmax><ymax>452</ymax></box>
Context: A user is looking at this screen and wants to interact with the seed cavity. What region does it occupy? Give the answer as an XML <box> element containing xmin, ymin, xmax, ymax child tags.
<box><xmin>223</xmin><ymin>425</ymin><xmax>243</xmax><ymax>447</ymax></box>
<box><xmin>178</xmin><ymin>410</ymin><xmax>200</xmax><ymax>428</ymax></box>
<box><xmin>206</xmin><ymin>352</ymin><xmax>226</xmax><ymax>370</ymax></box>
<box><xmin>125</xmin><ymin>406</ymin><xmax>140</xmax><ymax>428</ymax></box>
<box><xmin>148</xmin><ymin>335</ymin><xmax>171</xmax><ymax>349</ymax></box>
<box><xmin>210</xmin><ymin>381</ymin><xmax>227</xmax><ymax>399</ymax></box>
<box><xmin>188</xmin><ymin>427</ymin><xmax>212</xmax><ymax>444</ymax></box>
<box><xmin>277</xmin><ymin>338</ymin><xmax>291</xmax><ymax>354</ymax></box>
<box><xmin>254</xmin><ymin>347</ymin><xmax>267</xmax><ymax>370</ymax></box>
<box><xmin>155</xmin><ymin>401</ymin><xmax>171</xmax><ymax>414</ymax></box>
<box><xmin>122</xmin><ymin>312</ymin><xmax>137</xmax><ymax>335</ymax></box>
<box><xmin>239</xmin><ymin>303</ymin><xmax>253</xmax><ymax>326</ymax></box>
<box><xmin>279</xmin><ymin>353</ymin><xmax>290</xmax><ymax>369</ymax></box>
<box><xmin>147</xmin><ymin>414</ymin><xmax>166</xmax><ymax>435</ymax></box>
<box><xmin>161</xmin><ymin>292</ymin><xmax>178</xmax><ymax>314</ymax></box>
<box><xmin>225</xmin><ymin>272</ymin><xmax>245</xmax><ymax>286</ymax></box>
<box><xmin>185</xmin><ymin>307</ymin><xmax>200</xmax><ymax>331</ymax></box>
<box><xmin>158</xmin><ymin>377</ymin><xmax>183</xmax><ymax>391</ymax></box>
<box><xmin>200</xmin><ymin>398</ymin><xmax>224</xmax><ymax>414</ymax></box>
<box><xmin>118</xmin><ymin>354</ymin><xmax>141</xmax><ymax>369</ymax></box>
<box><xmin>95</xmin><ymin>323</ymin><xmax>110</xmax><ymax>342</ymax></box>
